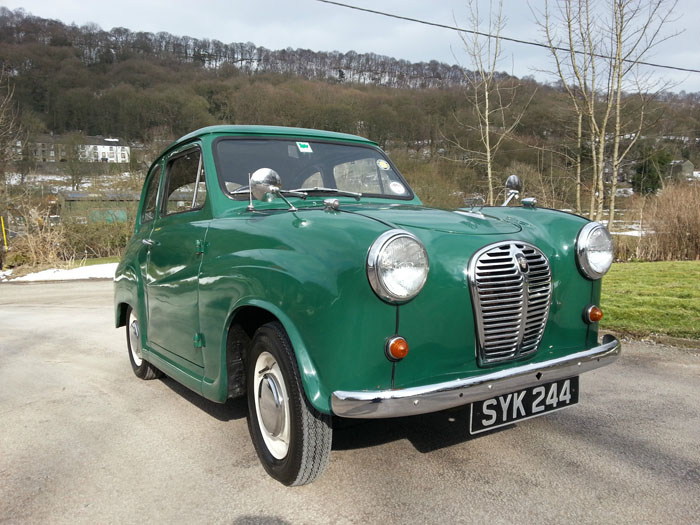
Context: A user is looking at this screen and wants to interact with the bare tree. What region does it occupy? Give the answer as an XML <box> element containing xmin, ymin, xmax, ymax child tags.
<box><xmin>0</xmin><ymin>69</ymin><xmax>19</xmax><ymax>186</ymax></box>
<box><xmin>451</xmin><ymin>0</ymin><xmax>534</xmax><ymax>205</ymax></box>
<box><xmin>63</xmin><ymin>132</ymin><xmax>88</xmax><ymax>191</ymax></box>
<box><xmin>0</xmin><ymin>68</ymin><xmax>19</xmax><ymax>266</ymax></box>
<box><xmin>534</xmin><ymin>0</ymin><xmax>677</xmax><ymax>226</ymax></box>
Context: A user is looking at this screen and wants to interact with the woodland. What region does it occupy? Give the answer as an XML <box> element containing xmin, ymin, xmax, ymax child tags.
<box><xmin>0</xmin><ymin>5</ymin><xmax>699</xmax><ymax>264</ymax></box>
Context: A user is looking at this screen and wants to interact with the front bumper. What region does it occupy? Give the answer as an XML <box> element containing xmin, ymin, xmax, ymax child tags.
<box><xmin>331</xmin><ymin>335</ymin><xmax>621</xmax><ymax>418</ymax></box>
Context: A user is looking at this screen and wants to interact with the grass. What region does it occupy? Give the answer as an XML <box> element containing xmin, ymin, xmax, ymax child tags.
<box><xmin>601</xmin><ymin>261</ymin><xmax>700</xmax><ymax>340</ymax></box>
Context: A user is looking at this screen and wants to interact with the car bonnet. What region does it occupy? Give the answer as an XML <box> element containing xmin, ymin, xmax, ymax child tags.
<box><xmin>337</xmin><ymin>204</ymin><xmax>522</xmax><ymax>235</ymax></box>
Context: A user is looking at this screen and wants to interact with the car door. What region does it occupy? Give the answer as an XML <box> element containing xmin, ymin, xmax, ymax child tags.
<box><xmin>133</xmin><ymin>163</ymin><xmax>161</xmax><ymax>321</ymax></box>
<box><xmin>145</xmin><ymin>144</ymin><xmax>210</xmax><ymax>370</ymax></box>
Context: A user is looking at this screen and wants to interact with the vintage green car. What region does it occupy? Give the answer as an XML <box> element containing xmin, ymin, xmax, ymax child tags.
<box><xmin>115</xmin><ymin>125</ymin><xmax>620</xmax><ymax>485</ymax></box>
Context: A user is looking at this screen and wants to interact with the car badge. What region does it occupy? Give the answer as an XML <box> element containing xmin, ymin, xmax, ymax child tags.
<box><xmin>516</xmin><ymin>253</ymin><xmax>529</xmax><ymax>273</ymax></box>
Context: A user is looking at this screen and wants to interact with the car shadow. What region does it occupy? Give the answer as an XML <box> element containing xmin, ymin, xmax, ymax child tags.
<box><xmin>159</xmin><ymin>376</ymin><xmax>247</xmax><ymax>422</ymax></box>
<box><xmin>332</xmin><ymin>405</ymin><xmax>512</xmax><ymax>454</ymax></box>
<box><xmin>157</xmin><ymin>375</ymin><xmax>511</xmax><ymax>447</ymax></box>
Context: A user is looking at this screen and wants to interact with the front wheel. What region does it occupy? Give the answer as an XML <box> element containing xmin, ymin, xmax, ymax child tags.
<box><xmin>246</xmin><ymin>322</ymin><xmax>332</xmax><ymax>486</ymax></box>
<box><xmin>126</xmin><ymin>306</ymin><xmax>162</xmax><ymax>380</ymax></box>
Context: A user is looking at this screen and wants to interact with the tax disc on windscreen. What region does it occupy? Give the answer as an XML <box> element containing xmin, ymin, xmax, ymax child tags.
<box><xmin>376</xmin><ymin>159</ymin><xmax>391</xmax><ymax>170</ymax></box>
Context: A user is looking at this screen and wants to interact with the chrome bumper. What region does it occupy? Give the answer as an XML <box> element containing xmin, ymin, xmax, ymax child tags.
<box><xmin>331</xmin><ymin>335</ymin><xmax>621</xmax><ymax>418</ymax></box>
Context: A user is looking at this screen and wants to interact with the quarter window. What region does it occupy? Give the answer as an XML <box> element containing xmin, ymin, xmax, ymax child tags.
<box><xmin>163</xmin><ymin>148</ymin><xmax>206</xmax><ymax>215</ymax></box>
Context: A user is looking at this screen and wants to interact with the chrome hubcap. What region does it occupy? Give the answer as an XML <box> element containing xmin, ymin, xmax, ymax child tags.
<box><xmin>128</xmin><ymin>312</ymin><xmax>143</xmax><ymax>366</ymax></box>
<box><xmin>253</xmin><ymin>351</ymin><xmax>290</xmax><ymax>459</ymax></box>
<box><xmin>258</xmin><ymin>374</ymin><xmax>286</xmax><ymax>437</ymax></box>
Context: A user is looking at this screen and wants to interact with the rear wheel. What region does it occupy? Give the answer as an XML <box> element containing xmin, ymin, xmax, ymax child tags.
<box><xmin>246</xmin><ymin>322</ymin><xmax>332</xmax><ymax>486</ymax></box>
<box><xmin>126</xmin><ymin>306</ymin><xmax>162</xmax><ymax>380</ymax></box>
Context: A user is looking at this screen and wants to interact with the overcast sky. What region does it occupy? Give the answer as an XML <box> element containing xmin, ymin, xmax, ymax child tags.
<box><xmin>4</xmin><ymin>0</ymin><xmax>699</xmax><ymax>92</ymax></box>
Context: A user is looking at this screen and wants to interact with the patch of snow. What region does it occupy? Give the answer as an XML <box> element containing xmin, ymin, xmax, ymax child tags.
<box><xmin>0</xmin><ymin>268</ymin><xmax>13</xmax><ymax>281</ymax></box>
<box><xmin>612</xmin><ymin>230</ymin><xmax>643</xmax><ymax>237</ymax></box>
<box><xmin>11</xmin><ymin>263</ymin><xmax>117</xmax><ymax>282</ymax></box>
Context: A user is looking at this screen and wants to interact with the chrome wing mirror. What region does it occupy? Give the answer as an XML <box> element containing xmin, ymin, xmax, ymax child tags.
<box><xmin>250</xmin><ymin>168</ymin><xmax>281</xmax><ymax>203</ymax></box>
<box><xmin>502</xmin><ymin>174</ymin><xmax>523</xmax><ymax>206</ymax></box>
<box><xmin>247</xmin><ymin>168</ymin><xmax>306</xmax><ymax>212</ymax></box>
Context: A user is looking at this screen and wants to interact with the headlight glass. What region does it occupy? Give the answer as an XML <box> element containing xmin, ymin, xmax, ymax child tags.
<box><xmin>576</xmin><ymin>223</ymin><xmax>613</xmax><ymax>279</ymax></box>
<box><xmin>367</xmin><ymin>230</ymin><xmax>429</xmax><ymax>303</ymax></box>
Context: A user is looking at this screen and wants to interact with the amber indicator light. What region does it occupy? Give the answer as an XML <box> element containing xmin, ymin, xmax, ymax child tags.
<box><xmin>588</xmin><ymin>306</ymin><xmax>604</xmax><ymax>323</ymax></box>
<box><xmin>387</xmin><ymin>337</ymin><xmax>409</xmax><ymax>361</ymax></box>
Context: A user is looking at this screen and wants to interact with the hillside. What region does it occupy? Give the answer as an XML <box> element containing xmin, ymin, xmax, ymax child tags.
<box><xmin>0</xmin><ymin>6</ymin><xmax>699</xmax><ymax>212</ymax></box>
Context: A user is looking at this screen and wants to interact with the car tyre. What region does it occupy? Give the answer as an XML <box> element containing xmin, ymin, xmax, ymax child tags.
<box><xmin>126</xmin><ymin>306</ymin><xmax>163</xmax><ymax>380</ymax></box>
<box><xmin>246</xmin><ymin>321</ymin><xmax>332</xmax><ymax>486</ymax></box>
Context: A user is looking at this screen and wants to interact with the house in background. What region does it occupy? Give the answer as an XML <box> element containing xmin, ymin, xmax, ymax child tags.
<box><xmin>25</xmin><ymin>134</ymin><xmax>131</xmax><ymax>163</ymax></box>
<box><xmin>668</xmin><ymin>159</ymin><xmax>694</xmax><ymax>180</ymax></box>
<box><xmin>603</xmin><ymin>158</ymin><xmax>636</xmax><ymax>183</ymax></box>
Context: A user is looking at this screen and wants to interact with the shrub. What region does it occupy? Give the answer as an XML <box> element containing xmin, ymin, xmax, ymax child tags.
<box><xmin>645</xmin><ymin>183</ymin><xmax>700</xmax><ymax>260</ymax></box>
<box><xmin>59</xmin><ymin>220</ymin><xmax>134</xmax><ymax>259</ymax></box>
<box><xmin>614</xmin><ymin>183</ymin><xmax>700</xmax><ymax>261</ymax></box>
<box><xmin>4</xmin><ymin>221</ymin><xmax>65</xmax><ymax>268</ymax></box>
<box><xmin>391</xmin><ymin>152</ymin><xmax>479</xmax><ymax>209</ymax></box>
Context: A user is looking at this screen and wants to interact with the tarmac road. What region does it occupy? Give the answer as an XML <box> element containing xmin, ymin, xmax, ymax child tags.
<box><xmin>0</xmin><ymin>280</ymin><xmax>698</xmax><ymax>524</ymax></box>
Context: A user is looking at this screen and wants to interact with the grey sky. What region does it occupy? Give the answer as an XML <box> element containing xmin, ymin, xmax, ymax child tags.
<box><xmin>3</xmin><ymin>0</ymin><xmax>699</xmax><ymax>92</ymax></box>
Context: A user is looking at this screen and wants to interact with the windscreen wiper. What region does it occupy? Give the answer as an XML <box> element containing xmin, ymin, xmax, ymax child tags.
<box><xmin>289</xmin><ymin>187</ymin><xmax>362</xmax><ymax>201</ymax></box>
<box><xmin>230</xmin><ymin>185</ymin><xmax>307</xmax><ymax>198</ymax></box>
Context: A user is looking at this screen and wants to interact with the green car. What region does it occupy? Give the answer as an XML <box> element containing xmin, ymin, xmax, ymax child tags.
<box><xmin>115</xmin><ymin>125</ymin><xmax>620</xmax><ymax>485</ymax></box>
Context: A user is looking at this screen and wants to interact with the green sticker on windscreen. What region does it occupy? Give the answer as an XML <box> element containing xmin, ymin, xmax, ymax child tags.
<box><xmin>297</xmin><ymin>142</ymin><xmax>313</xmax><ymax>153</ymax></box>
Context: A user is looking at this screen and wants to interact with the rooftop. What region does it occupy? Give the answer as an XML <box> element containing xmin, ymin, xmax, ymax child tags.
<box><xmin>170</xmin><ymin>125</ymin><xmax>376</xmax><ymax>151</ymax></box>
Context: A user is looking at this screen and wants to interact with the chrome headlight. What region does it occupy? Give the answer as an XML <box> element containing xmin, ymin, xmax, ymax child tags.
<box><xmin>576</xmin><ymin>222</ymin><xmax>614</xmax><ymax>280</ymax></box>
<box><xmin>367</xmin><ymin>229</ymin><xmax>429</xmax><ymax>303</ymax></box>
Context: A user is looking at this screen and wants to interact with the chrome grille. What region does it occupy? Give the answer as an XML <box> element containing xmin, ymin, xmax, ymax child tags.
<box><xmin>468</xmin><ymin>241</ymin><xmax>552</xmax><ymax>364</ymax></box>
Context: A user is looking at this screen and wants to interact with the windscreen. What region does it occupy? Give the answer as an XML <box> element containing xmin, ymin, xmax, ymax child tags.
<box><xmin>213</xmin><ymin>138</ymin><xmax>413</xmax><ymax>199</ymax></box>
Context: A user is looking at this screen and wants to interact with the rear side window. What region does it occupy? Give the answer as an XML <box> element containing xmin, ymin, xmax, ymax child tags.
<box><xmin>141</xmin><ymin>166</ymin><xmax>161</xmax><ymax>223</ymax></box>
<box><xmin>162</xmin><ymin>148</ymin><xmax>206</xmax><ymax>215</ymax></box>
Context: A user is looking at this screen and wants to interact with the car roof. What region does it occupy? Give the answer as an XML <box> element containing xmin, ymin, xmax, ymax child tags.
<box><xmin>170</xmin><ymin>125</ymin><xmax>377</xmax><ymax>150</ymax></box>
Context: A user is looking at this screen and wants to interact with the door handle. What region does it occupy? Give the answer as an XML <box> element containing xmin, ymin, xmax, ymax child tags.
<box><xmin>142</xmin><ymin>239</ymin><xmax>156</xmax><ymax>246</ymax></box>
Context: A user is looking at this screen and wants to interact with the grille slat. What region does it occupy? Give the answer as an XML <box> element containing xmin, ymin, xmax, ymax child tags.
<box><xmin>481</xmin><ymin>300</ymin><xmax>523</xmax><ymax>309</ymax></box>
<box><xmin>469</xmin><ymin>241</ymin><xmax>552</xmax><ymax>364</ymax></box>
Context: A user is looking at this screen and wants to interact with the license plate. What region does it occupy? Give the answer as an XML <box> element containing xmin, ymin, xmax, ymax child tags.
<box><xmin>469</xmin><ymin>377</ymin><xmax>579</xmax><ymax>435</ymax></box>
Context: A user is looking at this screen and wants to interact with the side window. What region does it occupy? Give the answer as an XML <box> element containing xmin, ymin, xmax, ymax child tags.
<box><xmin>162</xmin><ymin>148</ymin><xmax>206</xmax><ymax>215</ymax></box>
<box><xmin>141</xmin><ymin>166</ymin><xmax>161</xmax><ymax>223</ymax></box>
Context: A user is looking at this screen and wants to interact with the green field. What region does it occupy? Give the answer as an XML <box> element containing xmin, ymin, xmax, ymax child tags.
<box><xmin>601</xmin><ymin>261</ymin><xmax>700</xmax><ymax>340</ymax></box>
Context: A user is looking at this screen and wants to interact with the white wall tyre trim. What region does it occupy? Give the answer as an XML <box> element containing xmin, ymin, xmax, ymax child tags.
<box><xmin>253</xmin><ymin>351</ymin><xmax>291</xmax><ymax>460</ymax></box>
<box><xmin>128</xmin><ymin>309</ymin><xmax>144</xmax><ymax>367</ymax></box>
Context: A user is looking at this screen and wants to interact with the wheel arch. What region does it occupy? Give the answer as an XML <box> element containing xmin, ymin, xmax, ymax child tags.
<box><xmin>220</xmin><ymin>299</ymin><xmax>330</xmax><ymax>414</ymax></box>
<box><xmin>114</xmin><ymin>261</ymin><xmax>141</xmax><ymax>328</ymax></box>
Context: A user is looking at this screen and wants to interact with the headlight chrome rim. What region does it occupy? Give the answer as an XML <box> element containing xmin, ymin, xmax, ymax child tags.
<box><xmin>367</xmin><ymin>229</ymin><xmax>429</xmax><ymax>304</ymax></box>
<box><xmin>576</xmin><ymin>222</ymin><xmax>614</xmax><ymax>280</ymax></box>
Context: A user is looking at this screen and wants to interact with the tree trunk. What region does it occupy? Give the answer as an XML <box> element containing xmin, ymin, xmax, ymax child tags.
<box><xmin>484</xmin><ymin>87</ymin><xmax>494</xmax><ymax>206</ymax></box>
<box><xmin>575</xmin><ymin>112</ymin><xmax>582</xmax><ymax>214</ymax></box>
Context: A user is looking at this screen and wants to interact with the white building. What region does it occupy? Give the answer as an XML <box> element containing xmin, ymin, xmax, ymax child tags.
<box><xmin>27</xmin><ymin>134</ymin><xmax>130</xmax><ymax>163</ymax></box>
<box><xmin>78</xmin><ymin>137</ymin><xmax>130</xmax><ymax>163</ymax></box>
